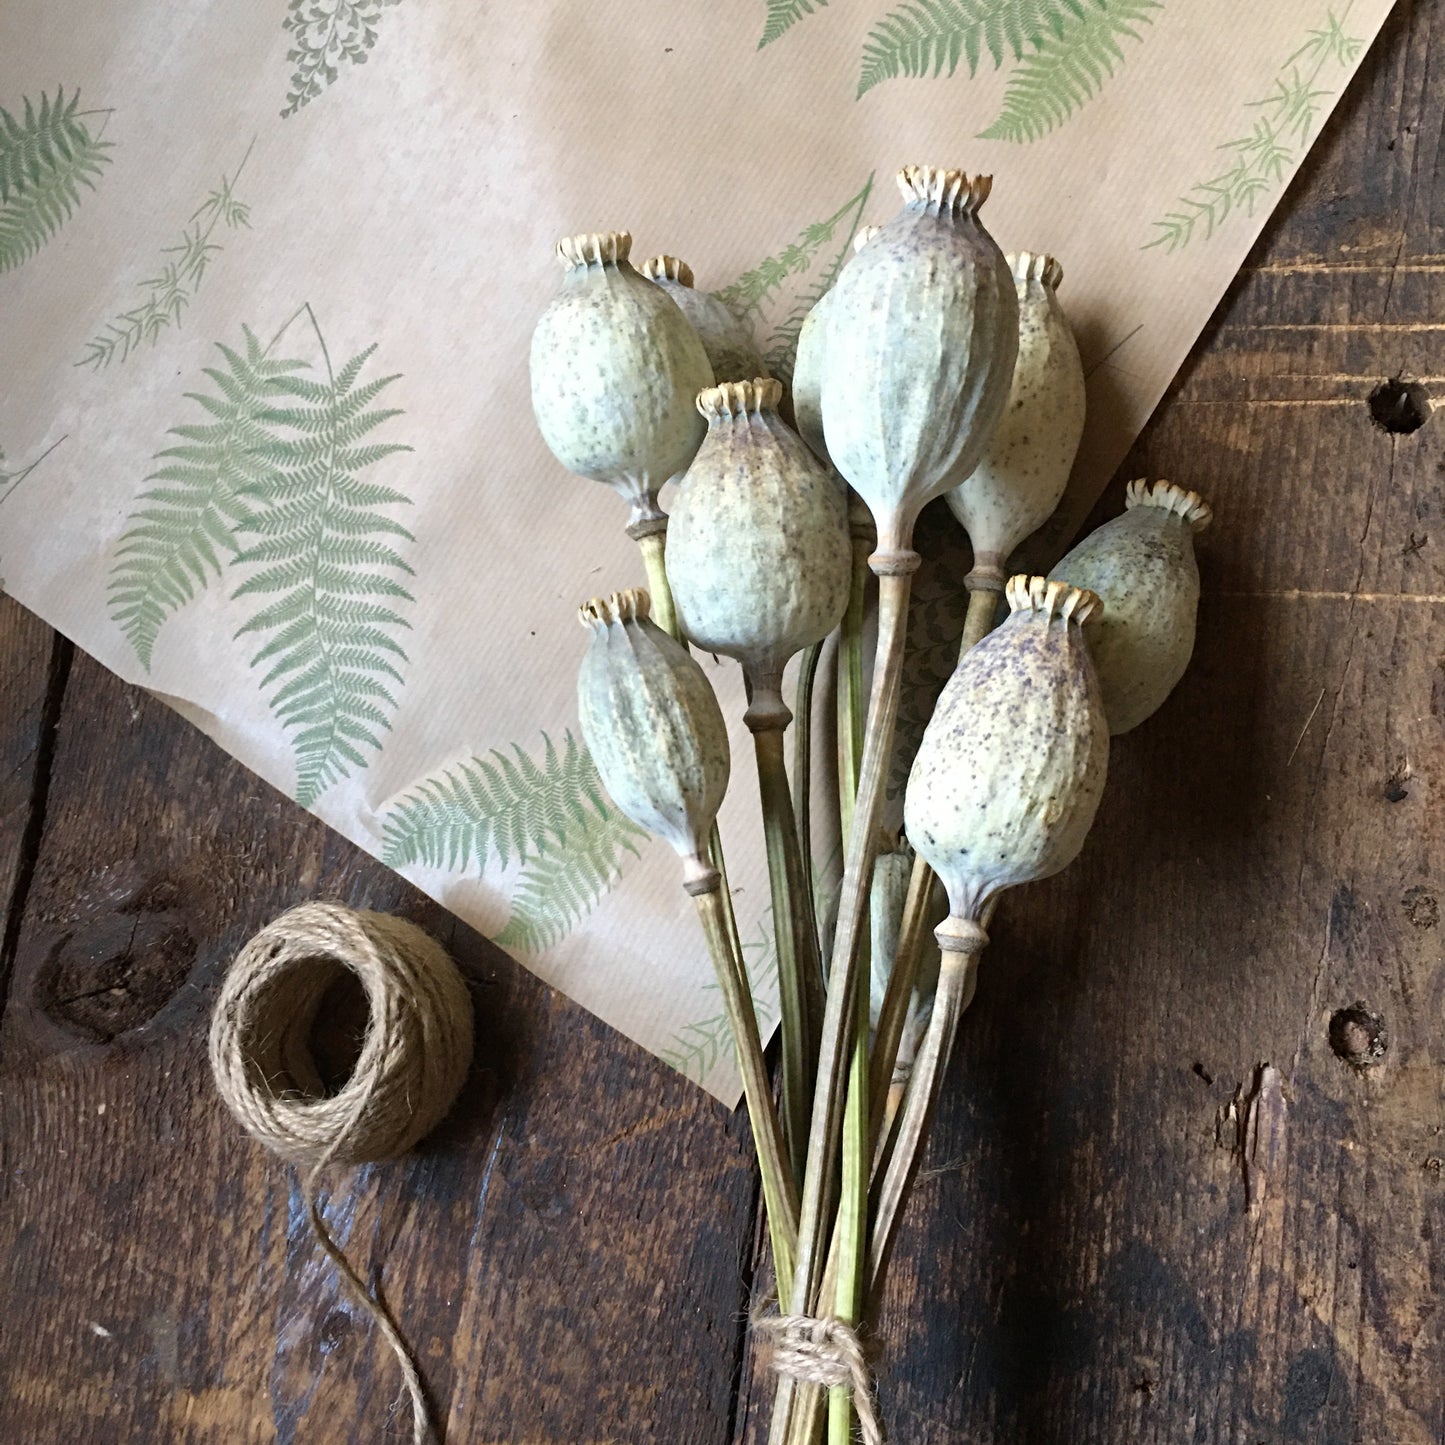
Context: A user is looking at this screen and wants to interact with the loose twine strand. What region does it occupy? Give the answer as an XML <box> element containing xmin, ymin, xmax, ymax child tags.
<box><xmin>755</xmin><ymin>1312</ymin><xmax>883</xmax><ymax>1445</ymax></box>
<box><xmin>209</xmin><ymin>901</ymin><xmax>474</xmax><ymax>1445</ymax></box>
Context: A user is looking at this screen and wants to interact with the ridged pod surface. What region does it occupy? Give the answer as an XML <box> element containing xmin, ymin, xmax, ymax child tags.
<box><xmin>904</xmin><ymin>576</ymin><xmax>1108</xmax><ymax>920</ymax></box>
<box><xmin>817</xmin><ymin>166</ymin><xmax>1018</xmax><ymax>554</ymax></box>
<box><xmin>944</xmin><ymin>251</ymin><xmax>1085</xmax><ymax>583</ymax></box>
<box><xmin>640</xmin><ymin>255</ymin><xmax>767</xmax><ymax>385</ymax></box>
<box><xmin>576</xmin><ymin>588</ymin><xmax>729</xmax><ymax>884</ymax></box>
<box><xmin>667</xmin><ymin>379</ymin><xmax>851</xmax><ymax>689</ymax></box>
<box><xmin>531</xmin><ymin>232</ymin><xmax>714</xmax><ymax>531</ymax></box>
<box><xmin>792</xmin><ymin>225</ymin><xmax>881</xmax><ymax>469</ymax></box>
<box><xmin>1053</xmin><ymin>479</ymin><xmax>1213</xmax><ymax>735</ymax></box>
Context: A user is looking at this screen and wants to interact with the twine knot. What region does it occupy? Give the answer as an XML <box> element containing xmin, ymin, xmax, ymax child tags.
<box><xmin>756</xmin><ymin>1313</ymin><xmax>883</xmax><ymax>1445</ymax></box>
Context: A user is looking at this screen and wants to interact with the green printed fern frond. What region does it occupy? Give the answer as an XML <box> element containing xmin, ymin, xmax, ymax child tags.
<box><xmin>381</xmin><ymin>732</ymin><xmax>649</xmax><ymax>953</ymax></box>
<box><xmin>978</xmin><ymin>0</ymin><xmax>1161</xmax><ymax>143</ymax></box>
<box><xmin>858</xmin><ymin>0</ymin><xmax>1074</xmax><ymax>97</ymax></box>
<box><xmin>381</xmin><ymin>730</ymin><xmax>615</xmax><ymax>873</ymax></box>
<box><xmin>1146</xmin><ymin>8</ymin><xmax>1360</xmax><ymax>253</ymax></box>
<box><xmin>716</xmin><ymin>173</ymin><xmax>873</xmax><ymax>385</ymax></box>
<box><xmin>109</xmin><ymin>328</ymin><xmax>309</xmax><ymax>668</ymax></box>
<box><xmin>282</xmin><ymin>0</ymin><xmax>404</xmax><ymax>117</ymax></box>
<box><xmin>494</xmin><ymin>811</ymin><xmax>646</xmax><ymax>953</ymax></box>
<box><xmin>228</xmin><ymin>327</ymin><xmax>414</xmax><ymax>806</ymax></box>
<box><xmin>79</xmin><ymin>144</ymin><xmax>253</xmax><ymax>369</ymax></box>
<box><xmin>0</xmin><ymin>87</ymin><xmax>112</xmax><ymax>273</ymax></box>
<box><xmin>759</xmin><ymin>0</ymin><xmax>828</xmax><ymax>48</ymax></box>
<box><xmin>660</xmin><ymin>1014</ymin><xmax>734</xmax><ymax>1084</ymax></box>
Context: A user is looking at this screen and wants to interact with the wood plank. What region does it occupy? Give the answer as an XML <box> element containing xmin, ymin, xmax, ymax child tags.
<box><xmin>0</xmin><ymin>649</ymin><xmax>760</xmax><ymax>1443</ymax></box>
<box><xmin>0</xmin><ymin>596</ymin><xmax>66</xmax><ymax>1001</ymax></box>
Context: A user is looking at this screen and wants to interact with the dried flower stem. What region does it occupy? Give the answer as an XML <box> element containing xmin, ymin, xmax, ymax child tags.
<box><xmin>690</xmin><ymin>873</ymin><xmax>799</xmax><ymax>1287</ymax></box>
<box><xmin>837</xmin><ymin>509</ymin><xmax>872</xmax><ymax>845</ymax></box>
<box><xmin>752</xmin><ymin>716</ymin><xmax>823</xmax><ymax>1182</ymax></box>
<box><xmin>868</xmin><ymin>857</ymin><xmax>935</xmax><ymax>1127</ymax></box>
<box><xmin>792</xmin><ymin>640</ymin><xmax>824</xmax><ymax>908</ymax></box>
<box><xmin>635</xmin><ymin>529</ymin><xmax>678</xmax><ymax>638</ymax></box>
<box><xmin>828</xmin><ymin>941</ymin><xmax>871</xmax><ymax>1445</ymax></box>
<box><xmin>867</xmin><ymin>926</ymin><xmax>986</xmax><ymax>1292</ymax></box>
<box><xmin>785</xmin><ymin>558</ymin><xmax>919</xmax><ymax>1349</ymax></box>
<box><xmin>874</xmin><ymin>581</ymin><xmax>1001</xmax><ymax>1125</ymax></box>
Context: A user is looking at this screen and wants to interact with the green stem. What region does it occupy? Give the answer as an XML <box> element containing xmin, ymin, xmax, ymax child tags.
<box><xmin>752</xmin><ymin>716</ymin><xmax>821</xmax><ymax>1184</ymax></box>
<box><xmin>691</xmin><ymin>876</ymin><xmax>799</xmax><ymax>1288</ymax></box>
<box><xmin>837</xmin><ymin>522</ymin><xmax>871</xmax><ymax>847</ymax></box>
<box><xmin>828</xmin><ymin>931</ymin><xmax>871</xmax><ymax>1445</ymax></box>
<box><xmin>792</xmin><ymin>641</ymin><xmax>823</xmax><ymax>908</ymax></box>
<box><xmin>867</xmin><ymin>924</ymin><xmax>985</xmax><ymax>1295</ymax></box>
<box><xmin>868</xmin><ymin>854</ymin><xmax>935</xmax><ymax>1140</ymax></box>
<box><xmin>637</xmin><ymin>528</ymin><xmax>677</xmax><ymax>638</ymax></box>
<box><xmin>786</xmin><ymin>557</ymin><xmax>918</xmax><ymax>1329</ymax></box>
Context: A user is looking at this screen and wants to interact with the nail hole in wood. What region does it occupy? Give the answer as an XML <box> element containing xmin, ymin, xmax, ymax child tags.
<box><xmin>1328</xmin><ymin>1003</ymin><xmax>1388</xmax><ymax>1068</ymax></box>
<box><xmin>1368</xmin><ymin>377</ymin><xmax>1430</xmax><ymax>434</ymax></box>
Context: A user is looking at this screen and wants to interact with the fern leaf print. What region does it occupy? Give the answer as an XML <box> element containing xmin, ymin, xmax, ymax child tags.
<box><xmin>494</xmin><ymin>812</ymin><xmax>646</xmax><ymax>952</ymax></box>
<box><xmin>858</xmin><ymin>0</ymin><xmax>1076</xmax><ymax>97</ymax></box>
<box><xmin>109</xmin><ymin>328</ymin><xmax>309</xmax><ymax>668</ymax></box>
<box><xmin>715</xmin><ymin>174</ymin><xmax>874</xmax><ymax>386</ymax></box>
<box><xmin>78</xmin><ymin>141</ymin><xmax>254</xmax><ymax>369</ymax></box>
<box><xmin>381</xmin><ymin>732</ymin><xmax>649</xmax><ymax>954</ymax></box>
<box><xmin>1146</xmin><ymin>6</ymin><xmax>1364</xmax><ymax>251</ymax></box>
<box><xmin>282</xmin><ymin>0</ymin><xmax>405</xmax><ymax>117</ymax></box>
<box><xmin>759</xmin><ymin>0</ymin><xmax>828</xmax><ymax>48</ymax></box>
<box><xmin>228</xmin><ymin>309</ymin><xmax>414</xmax><ymax>807</ymax></box>
<box><xmin>660</xmin><ymin>916</ymin><xmax>779</xmax><ymax>1083</ymax></box>
<box><xmin>0</xmin><ymin>87</ymin><xmax>113</xmax><ymax>273</ymax></box>
<box><xmin>977</xmin><ymin>0</ymin><xmax>1162</xmax><ymax>143</ymax></box>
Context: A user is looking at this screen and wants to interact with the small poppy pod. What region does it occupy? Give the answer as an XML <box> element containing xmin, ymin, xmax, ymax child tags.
<box><xmin>640</xmin><ymin>255</ymin><xmax>767</xmax><ymax>385</ymax></box>
<box><xmin>904</xmin><ymin>576</ymin><xmax>1109</xmax><ymax>921</ymax></box>
<box><xmin>530</xmin><ymin>231</ymin><xmax>715</xmax><ymax>534</ymax></box>
<box><xmin>1052</xmin><ymin>479</ymin><xmax>1213</xmax><ymax>735</ymax></box>
<box><xmin>817</xmin><ymin>165</ymin><xmax>1019</xmax><ymax>556</ymax></box>
<box><xmin>666</xmin><ymin>379</ymin><xmax>851</xmax><ymax>701</ymax></box>
<box><xmin>792</xmin><ymin>225</ymin><xmax>882</xmax><ymax>470</ymax></box>
<box><xmin>576</xmin><ymin>588</ymin><xmax>729</xmax><ymax>887</ymax></box>
<box><xmin>943</xmin><ymin>251</ymin><xmax>1086</xmax><ymax>592</ymax></box>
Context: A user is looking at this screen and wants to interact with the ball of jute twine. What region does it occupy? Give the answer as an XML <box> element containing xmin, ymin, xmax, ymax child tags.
<box><xmin>209</xmin><ymin>901</ymin><xmax>474</xmax><ymax>1445</ymax></box>
<box><xmin>754</xmin><ymin>1311</ymin><xmax>883</xmax><ymax>1445</ymax></box>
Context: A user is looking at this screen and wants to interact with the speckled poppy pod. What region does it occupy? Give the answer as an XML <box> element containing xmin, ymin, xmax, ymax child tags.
<box><xmin>905</xmin><ymin>576</ymin><xmax>1109</xmax><ymax>927</ymax></box>
<box><xmin>576</xmin><ymin>588</ymin><xmax>729</xmax><ymax>889</ymax></box>
<box><xmin>1052</xmin><ymin>479</ymin><xmax>1214</xmax><ymax>735</ymax></box>
<box><xmin>640</xmin><ymin>255</ymin><xmax>767</xmax><ymax>385</ymax></box>
<box><xmin>793</xmin><ymin>226</ymin><xmax>881</xmax><ymax>469</ymax></box>
<box><xmin>944</xmin><ymin>251</ymin><xmax>1086</xmax><ymax>595</ymax></box>
<box><xmin>817</xmin><ymin>165</ymin><xmax>1019</xmax><ymax>558</ymax></box>
<box><xmin>530</xmin><ymin>232</ymin><xmax>715</xmax><ymax>536</ymax></box>
<box><xmin>666</xmin><ymin>379</ymin><xmax>851</xmax><ymax>722</ymax></box>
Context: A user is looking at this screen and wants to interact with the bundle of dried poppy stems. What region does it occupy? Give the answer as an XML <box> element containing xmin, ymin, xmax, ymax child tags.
<box><xmin>530</xmin><ymin>165</ymin><xmax>1212</xmax><ymax>1445</ymax></box>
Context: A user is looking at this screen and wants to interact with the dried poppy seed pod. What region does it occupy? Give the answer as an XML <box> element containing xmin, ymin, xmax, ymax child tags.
<box><xmin>791</xmin><ymin>226</ymin><xmax>881</xmax><ymax>470</ymax></box>
<box><xmin>640</xmin><ymin>255</ymin><xmax>767</xmax><ymax>385</ymax></box>
<box><xmin>531</xmin><ymin>231</ymin><xmax>714</xmax><ymax>535</ymax></box>
<box><xmin>818</xmin><ymin>166</ymin><xmax>1019</xmax><ymax>559</ymax></box>
<box><xmin>1052</xmin><ymin>479</ymin><xmax>1213</xmax><ymax>735</ymax></box>
<box><xmin>944</xmin><ymin>251</ymin><xmax>1086</xmax><ymax>595</ymax></box>
<box><xmin>576</xmin><ymin>588</ymin><xmax>729</xmax><ymax>887</ymax></box>
<box><xmin>666</xmin><ymin>378</ymin><xmax>851</xmax><ymax>725</ymax></box>
<box><xmin>905</xmin><ymin>576</ymin><xmax>1108</xmax><ymax>923</ymax></box>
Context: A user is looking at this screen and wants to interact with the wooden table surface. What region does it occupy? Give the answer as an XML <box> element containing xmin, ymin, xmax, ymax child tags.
<box><xmin>4</xmin><ymin>4</ymin><xmax>1444</xmax><ymax>1440</ymax></box>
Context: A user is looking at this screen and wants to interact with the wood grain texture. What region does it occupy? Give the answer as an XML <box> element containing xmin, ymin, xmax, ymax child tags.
<box><xmin>3</xmin><ymin>2</ymin><xmax>1445</xmax><ymax>1441</ymax></box>
<box><xmin>0</xmin><ymin>650</ymin><xmax>761</xmax><ymax>1443</ymax></box>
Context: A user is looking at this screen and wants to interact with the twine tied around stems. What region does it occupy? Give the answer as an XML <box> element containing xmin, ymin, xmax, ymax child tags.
<box><xmin>755</xmin><ymin>1312</ymin><xmax>883</xmax><ymax>1445</ymax></box>
<box><xmin>209</xmin><ymin>902</ymin><xmax>474</xmax><ymax>1445</ymax></box>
